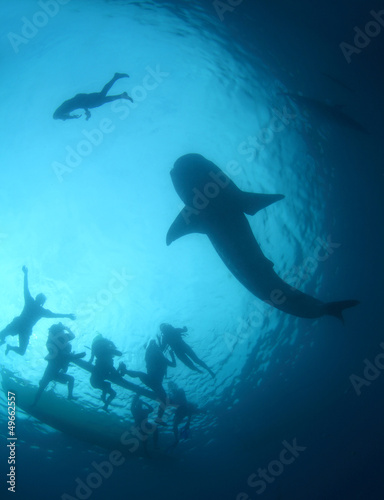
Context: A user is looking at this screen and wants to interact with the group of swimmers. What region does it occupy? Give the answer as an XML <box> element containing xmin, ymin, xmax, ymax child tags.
<box><xmin>1</xmin><ymin>76</ymin><xmax>215</xmax><ymax>452</ymax></box>
<box><xmin>0</xmin><ymin>267</ymin><xmax>214</xmax><ymax>452</ymax></box>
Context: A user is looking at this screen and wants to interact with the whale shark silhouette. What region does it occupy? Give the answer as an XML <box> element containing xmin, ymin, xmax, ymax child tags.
<box><xmin>280</xmin><ymin>92</ymin><xmax>369</xmax><ymax>135</ymax></box>
<box><xmin>321</xmin><ymin>72</ymin><xmax>355</xmax><ymax>93</ymax></box>
<box><xmin>166</xmin><ymin>154</ymin><xmax>359</xmax><ymax>322</ymax></box>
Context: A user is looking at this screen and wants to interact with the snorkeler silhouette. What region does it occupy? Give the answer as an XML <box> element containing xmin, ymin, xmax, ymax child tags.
<box><xmin>131</xmin><ymin>394</ymin><xmax>158</xmax><ymax>456</ymax></box>
<box><xmin>53</xmin><ymin>72</ymin><xmax>133</xmax><ymax>121</ymax></box>
<box><xmin>31</xmin><ymin>323</ymin><xmax>85</xmax><ymax>407</ymax></box>
<box><xmin>119</xmin><ymin>339</ymin><xmax>176</xmax><ymax>425</ymax></box>
<box><xmin>89</xmin><ymin>334</ymin><xmax>122</xmax><ymax>412</ymax></box>
<box><xmin>159</xmin><ymin>323</ymin><xmax>215</xmax><ymax>378</ymax></box>
<box><xmin>168</xmin><ymin>382</ymin><xmax>201</xmax><ymax>449</ymax></box>
<box><xmin>0</xmin><ymin>266</ymin><xmax>76</xmax><ymax>356</ymax></box>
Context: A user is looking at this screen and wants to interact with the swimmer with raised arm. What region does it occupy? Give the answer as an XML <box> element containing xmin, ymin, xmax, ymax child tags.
<box><xmin>0</xmin><ymin>266</ymin><xmax>76</xmax><ymax>356</ymax></box>
<box><xmin>53</xmin><ymin>73</ymin><xmax>133</xmax><ymax>121</ymax></box>
<box><xmin>31</xmin><ymin>323</ymin><xmax>85</xmax><ymax>407</ymax></box>
<box><xmin>89</xmin><ymin>334</ymin><xmax>122</xmax><ymax>412</ymax></box>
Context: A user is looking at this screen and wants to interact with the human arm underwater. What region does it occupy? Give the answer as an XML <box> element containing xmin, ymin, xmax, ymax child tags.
<box><xmin>53</xmin><ymin>100</ymin><xmax>82</xmax><ymax>121</ymax></box>
<box><xmin>60</xmin><ymin>324</ymin><xmax>76</xmax><ymax>341</ymax></box>
<box><xmin>166</xmin><ymin>350</ymin><xmax>177</xmax><ymax>368</ymax></box>
<box><xmin>53</xmin><ymin>106</ymin><xmax>81</xmax><ymax>120</ymax></box>
<box><xmin>57</xmin><ymin>113</ymin><xmax>82</xmax><ymax>120</ymax></box>
<box><xmin>22</xmin><ymin>266</ymin><xmax>32</xmax><ymax>302</ymax></box>
<box><xmin>42</xmin><ymin>310</ymin><xmax>76</xmax><ymax>320</ymax></box>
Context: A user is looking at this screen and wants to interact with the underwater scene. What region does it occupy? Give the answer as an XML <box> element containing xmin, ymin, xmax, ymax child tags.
<box><xmin>1</xmin><ymin>0</ymin><xmax>383</xmax><ymax>499</ymax></box>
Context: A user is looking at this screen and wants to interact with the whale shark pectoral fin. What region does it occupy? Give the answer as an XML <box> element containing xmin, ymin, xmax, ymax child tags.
<box><xmin>166</xmin><ymin>208</ymin><xmax>205</xmax><ymax>246</ymax></box>
<box><xmin>240</xmin><ymin>193</ymin><xmax>285</xmax><ymax>215</ymax></box>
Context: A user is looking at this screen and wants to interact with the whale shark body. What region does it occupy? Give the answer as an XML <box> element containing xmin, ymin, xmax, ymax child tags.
<box><xmin>166</xmin><ymin>154</ymin><xmax>359</xmax><ymax>321</ymax></box>
<box><xmin>280</xmin><ymin>92</ymin><xmax>369</xmax><ymax>135</ymax></box>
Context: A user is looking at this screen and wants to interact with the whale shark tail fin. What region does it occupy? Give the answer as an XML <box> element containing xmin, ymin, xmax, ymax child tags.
<box><xmin>240</xmin><ymin>193</ymin><xmax>285</xmax><ymax>216</ymax></box>
<box><xmin>325</xmin><ymin>300</ymin><xmax>360</xmax><ymax>324</ymax></box>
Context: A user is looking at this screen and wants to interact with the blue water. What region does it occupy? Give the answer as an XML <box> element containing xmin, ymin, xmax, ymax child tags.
<box><xmin>0</xmin><ymin>1</ymin><xmax>383</xmax><ymax>499</ymax></box>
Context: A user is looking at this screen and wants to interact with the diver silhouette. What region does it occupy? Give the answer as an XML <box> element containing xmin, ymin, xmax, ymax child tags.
<box><xmin>0</xmin><ymin>266</ymin><xmax>76</xmax><ymax>356</ymax></box>
<box><xmin>168</xmin><ymin>381</ymin><xmax>201</xmax><ymax>449</ymax></box>
<box><xmin>131</xmin><ymin>394</ymin><xmax>159</xmax><ymax>456</ymax></box>
<box><xmin>31</xmin><ymin>323</ymin><xmax>85</xmax><ymax>407</ymax></box>
<box><xmin>119</xmin><ymin>339</ymin><xmax>176</xmax><ymax>425</ymax></box>
<box><xmin>53</xmin><ymin>72</ymin><xmax>133</xmax><ymax>121</ymax></box>
<box><xmin>159</xmin><ymin>323</ymin><xmax>215</xmax><ymax>378</ymax></box>
<box><xmin>89</xmin><ymin>334</ymin><xmax>122</xmax><ymax>412</ymax></box>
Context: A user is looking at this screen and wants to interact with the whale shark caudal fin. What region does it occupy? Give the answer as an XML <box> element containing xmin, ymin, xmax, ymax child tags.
<box><xmin>166</xmin><ymin>210</ymin><xmax>204</xmax><ymax>246</ymax></box>
<box><xmin>324</xmin><ymin>300</ymin><xmax>360</xmax><ymax>324</ymax></box>
<box><xmin>239</xmin><ymin>192</ymin><xmax>285</xmax><ymax>215</ymax></box>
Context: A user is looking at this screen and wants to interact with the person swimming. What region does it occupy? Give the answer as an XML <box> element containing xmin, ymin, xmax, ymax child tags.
<box><xmin>89</xmin><ymin>334</ymin><xmax>122</xmax><ymax>412</ymax></box>
<box><xmin>159</xmin><ymin>323</ymin><xmax>215</xmax><ymax>378</ymax></box>
<box><xmin>119</xmin><ymin>339</ymin><xmax>176</xmax><ymax>425</ymax></box>
<box><xmin>130</xmin><ymin>394</ymin><xmax>158</xmax><ymax>456</ymax></box>
<box><xmin>53</xmin><ymin>72</ymin><xmax>133</xmax><ymax>121</ymax></box>
<box><xmin>168</xmin><ymin>381</ymin><xmax>201</xmax><ymax>449</ymax></box>
<box><xmin>0</xmin><ymin>266</ymin><xmax>76</xmax><ymax>356</ymax></box>
<box><xmin>31</xmin><ymin>323</ymin><xmax>85</xmax><ymax>407</ymax></box>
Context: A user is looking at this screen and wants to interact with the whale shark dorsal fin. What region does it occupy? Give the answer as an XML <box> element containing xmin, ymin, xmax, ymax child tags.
<box><xmin>166</xmin><ymin>208</ymin><xmax>205</xmax><ymax>246</ymax></box>
<box><xmin>240</xmin><ymin>192</ymin><xmax>285</xmax><ymax>215</ymax></box>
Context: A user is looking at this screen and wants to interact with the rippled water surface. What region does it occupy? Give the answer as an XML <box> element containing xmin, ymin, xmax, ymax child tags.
<box><xmin>0</xmin><ymin>1</ymin><xmax>383</xmax><ymax>499</ymax></box>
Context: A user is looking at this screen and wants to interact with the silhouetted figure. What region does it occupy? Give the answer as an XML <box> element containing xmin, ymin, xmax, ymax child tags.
<box><xmin>0</xmin><ymin>266</ymin><xmax>76</xmax><ymax>356</ymax></box>
<box><xmin>31</xmin><ymin>323</ymin><xmax>85</xmax><ymax>407</ymax></box>
<box><xmin>53</xmin><ymin>73</ymin><xmax>133</xmax><ymax>121</ymax></box>
<box><xmin>159</xmin><ymin>323</ymin><xmax>215</xmax><ymax>378</ymax></box>
<box><xmin>119</xmin><ymin>339</ymin><xmax>176</xmax><ymax>424</ymax></box>
<box><xmin>131</xmin><ymin>394</ymin><xmax>158</xmax><ymax>456</ymax></box>
<box><xmin>89</xmin><ymin>334</ymin><xmax>122</xmax><ymax>412</ymax></box>
<box><xmin>168</xmin><ymin>382</ymin><xmax>201</xmax><ymax>449</ymax></box>
<box><xmin>167</xmin><ymin>154</ymin><xmax>359</xmax><ymax>322</ymax></box>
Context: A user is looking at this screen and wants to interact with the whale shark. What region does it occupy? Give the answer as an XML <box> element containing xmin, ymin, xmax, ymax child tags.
<box><xmin>280</xmin><ymin>92</ymin><xmax>369</xmax><ymax>135</ymax></box>
<box><xmin>166</xmin><ymin>154</ymin><xmax>359</xmax><ymax>321</ymax></box>
<box><xmin>321</xmin><ymin>72</ymin><xmax>355</xmax><ymax>93</ymax></box>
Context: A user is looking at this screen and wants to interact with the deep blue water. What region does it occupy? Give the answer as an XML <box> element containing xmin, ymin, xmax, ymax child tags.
<box><xmin>1</xmin><ymin>1</ymin><xmax>383</xmax><ymax>499</ymax></box>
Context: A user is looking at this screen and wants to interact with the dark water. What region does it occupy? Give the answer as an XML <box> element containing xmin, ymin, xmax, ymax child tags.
<box><xmin>0</xmin><ymin>1</ymin><xmax>383</xmax><ymax>499</ymax></box>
